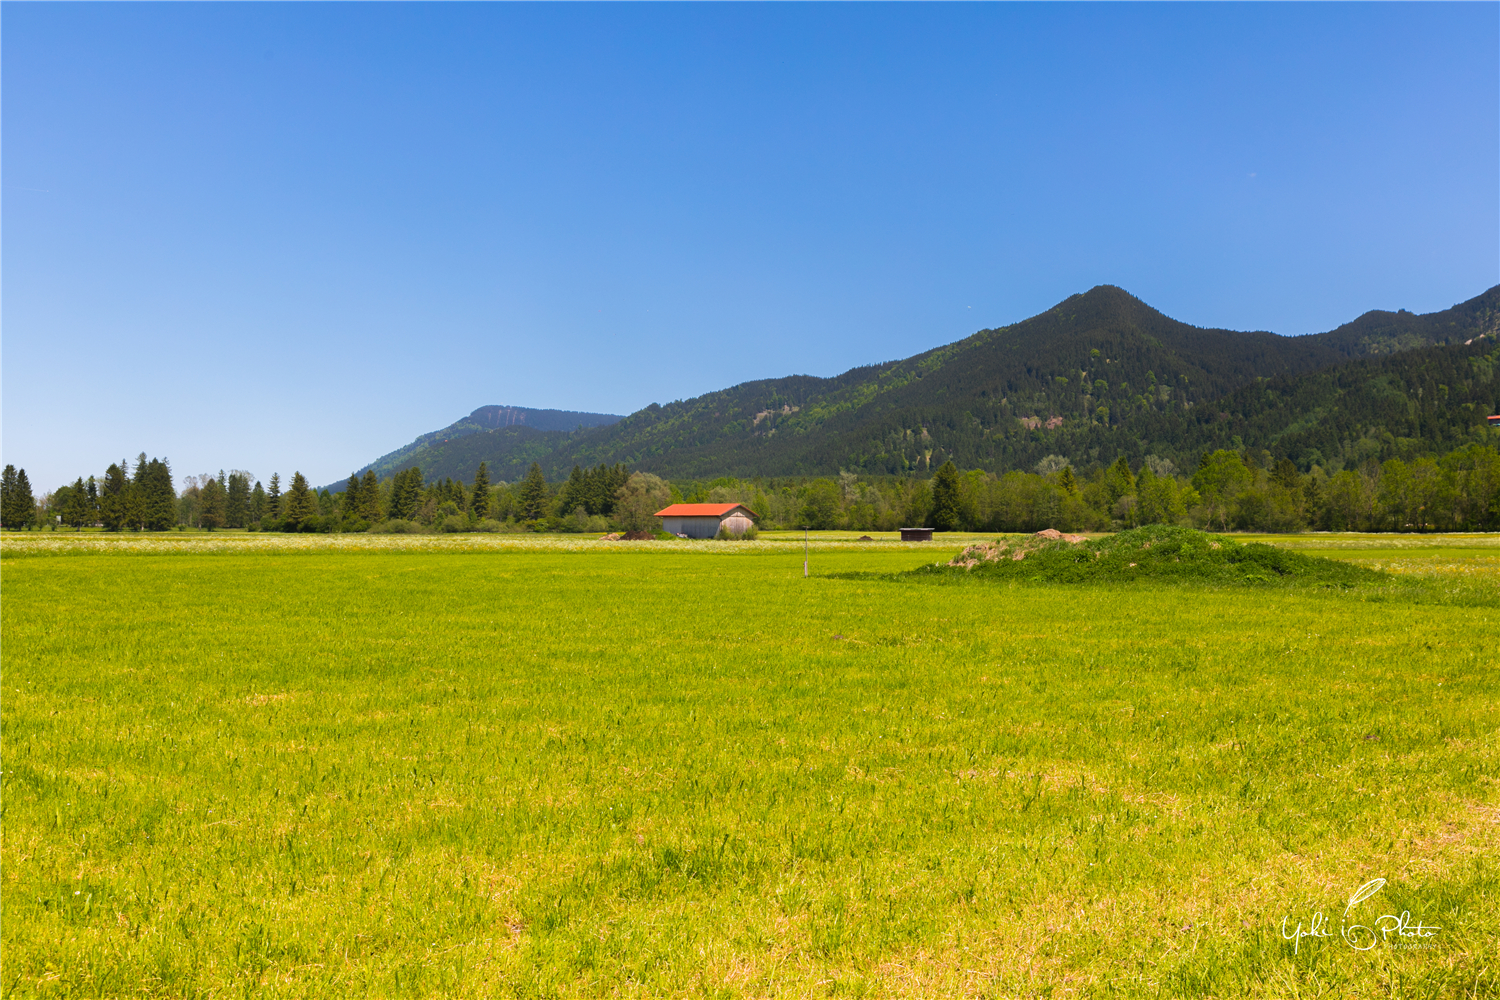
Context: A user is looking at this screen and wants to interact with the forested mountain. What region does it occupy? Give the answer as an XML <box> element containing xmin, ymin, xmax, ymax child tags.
<box><xmin>355</xmin><ymin>284</ymin><xmax>1500</xmax><ymax>483</ymax></box>
<box><xmin>327</xmin><ymin>405</ymin><xmax>622</xmax><ymax>490</ymax></box>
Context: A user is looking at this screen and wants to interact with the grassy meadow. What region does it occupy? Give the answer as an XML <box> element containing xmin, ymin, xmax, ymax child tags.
<box><xmin>2</xmin><ymin>531</ymin><xmax>1497</xmax><ymax>997</ymax></box>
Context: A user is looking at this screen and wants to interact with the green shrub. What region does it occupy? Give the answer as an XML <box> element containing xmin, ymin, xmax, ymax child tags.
<box><xmin>368</xmin><ymin>518</ymin><xmax>424</xmax><ymax>535</ymax></box>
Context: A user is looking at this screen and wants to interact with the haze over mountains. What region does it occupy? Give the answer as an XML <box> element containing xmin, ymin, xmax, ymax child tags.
<box><xmin>334</xmin><ymin>284</ymin><xmax>1500</xmax><ymax>488</ymax></box>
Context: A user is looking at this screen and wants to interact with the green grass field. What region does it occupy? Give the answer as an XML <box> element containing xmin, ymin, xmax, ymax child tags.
<box><xmin>3</xmin><ymin>533</ymin><xmax>1497</xmax><ymax>997</ymax></box>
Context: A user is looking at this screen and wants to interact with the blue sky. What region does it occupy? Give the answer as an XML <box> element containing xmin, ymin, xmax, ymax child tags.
<box><xmin>4</xmin><ymin>3</ymin><xmax>1496</xmax><ymax>492</ymax></box>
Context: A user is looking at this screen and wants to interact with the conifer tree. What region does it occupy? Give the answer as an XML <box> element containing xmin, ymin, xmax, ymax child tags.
<box><xmin>387</xmin><ymin>470</ymin><xmax>406</xmax><ymax>519</ymax></box>
<box><xmin>517</xmin><ymin>462</ymin><xmax>550</xmax><ymax>521</ymax></box>
<box><xmin>598</xmin><ymin>464</ymin><xmax>628</xmax><ymax>516</ymax></box>
<box><xmin>226</xmin><ymin>473</ymin><xmax>250</xmax><ymax>527</ymax></box>
<box><xmin>0</xmin><ymin>465</ymin><xmax>35</xmax><ymax>528</ymax></box>
<box><xmin>142</xmin><ymin>458</ymin><xmax>177</xmax><ymax>531</ymax></box>
<box><xmin>345</xmin><ymin>473</ymin><xmax>364</xmax><ymax>520</ymax></box>
<box><xmin>1056</xmin><ymin>466</ymin><xmax>1079</xmax><ymax>496</ymax></box>
<box><xmin>0</xmin><ymin>465</ymin><xmax>14</xmax><ymax>527</ymax></box>
<box><xmin>930</xmin><ymin>460</ymin><xmax>962</xmax><ymax>531</ymax></box>
<box><xmin>115</xmin><ymin>458</ymin><xmax>142</xmax><ymax>531</ymax></box>
<box><xmin>266</xmin><ymin>473</ymin><xmax>282</xmax><ymax>521</ymax></box>
<box><xmin>559</xmin><ymin>465</ymin><xmax>586</xmax><ymax>515</ymax></box>
<box><xmin>404</xmin><ymin>468</ymin><xmax>425</xmax><ymax>517</ymax></box>
<box><xmin>470</xmin><ymin>463</ymin><xmax>491</xmax><ymax>519</ymax></box>
<box><xmin>62</xmin><ymin>477</ymin><xmax>93</xmax><ymax>529</ymax></box>
<box><xmin>0</xmin><ymin>465</ymin><xmax>15</xmax><ymax>528</ymax></box>
<box><xmin>199</xmin><ymin>475</ymin><xmax>227</xmax><ymax>530</ymax></box>
<box><xmin>17</xmin><ymin>469</ymin><xmax>36</xmax><ymax>528</ymax></box>
<box><xmin>444</xmin><ymin>477</ymin><xmax>467</xmax><ymax>509</ymax></box>
<box><xmin>282</xmin><ymin>472</ymin><xmax>315</xmax><ymax>528</ymax></box>
<box><xmin>389</xmin><ymin>468</ymin><xmax>423</xmax><ymax>520</ymax></box>
<box><xmin>359</xmin><ymin>470</ymin><xmax>381</xmax><ymax>521</ymax></box>
<box><xmin>250</xmin><ymin>481</ymin><xmax>267</xmax><ymax>524</ymax></box>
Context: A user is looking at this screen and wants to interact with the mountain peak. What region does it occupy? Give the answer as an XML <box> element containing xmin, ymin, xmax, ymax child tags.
<box><xmin>339</xmin><ymin>283</ymin><xmax>1499</xmax><ymax>485</ymax></box>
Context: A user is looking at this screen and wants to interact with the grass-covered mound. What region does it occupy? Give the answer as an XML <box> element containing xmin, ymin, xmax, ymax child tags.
<box><xmin>917</xmin><ymin>524</ymin><xmax>1385</xmax><ymax>586</ymax></box>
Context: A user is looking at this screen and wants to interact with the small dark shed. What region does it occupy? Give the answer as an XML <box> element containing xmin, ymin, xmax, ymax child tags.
<box><xmin>900</xmin><ymin>527</ymin><xmax>934</xmax><ymax>541</ymax></box>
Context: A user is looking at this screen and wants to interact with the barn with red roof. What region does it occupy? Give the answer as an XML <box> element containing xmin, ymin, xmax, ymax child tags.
<box><xmin>654</xmin><ymin>503</ymin><xmax>759</xmax><ymax>539</ymax></box>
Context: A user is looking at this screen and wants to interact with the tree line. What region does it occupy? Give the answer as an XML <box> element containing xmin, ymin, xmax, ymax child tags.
<box><xmin>5</xmin><ymin>441</ymin><xmax>1498</xmax><ymax>535</ymax></box>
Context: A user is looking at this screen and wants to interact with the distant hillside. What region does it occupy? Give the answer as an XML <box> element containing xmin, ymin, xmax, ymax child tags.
<box><xmin>345</xmin><ymin>284</ymin><xmax>1499</xmax><ymax>485</ymax></box>
<box><xmin>1170</xmin><ymin>338</ymin><xmax>1500</xmax><ymax>469</ymax></box>
<box><xmin>325</xmin><ymin>405</ymin><xmax>621</xmax><ymax>489</ymax></box>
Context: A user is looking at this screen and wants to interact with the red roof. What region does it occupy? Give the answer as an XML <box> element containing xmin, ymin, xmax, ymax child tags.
<box><xmin>654</xmin><ymin>503</ymin><xmax>758</xmax><ymax>518</ymax></box>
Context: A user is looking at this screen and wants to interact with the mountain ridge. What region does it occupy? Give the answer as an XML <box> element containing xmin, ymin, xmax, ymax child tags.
<box><xmin>324</xmin><ymin>405</ymin><xmax>622</xmax><ymax>491</ymax></box>
<box><xmin>333</xmin><ymin>284</ymin><xmax>1500</xmax><ymax>487</ymax></box>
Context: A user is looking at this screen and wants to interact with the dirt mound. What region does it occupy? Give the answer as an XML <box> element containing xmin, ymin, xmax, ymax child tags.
<box><xmin>950</xmin><ymin>529</ymin><xmax>1087</xmax><ymax>568</ymax></box>
<box><xmin>931</xmin><ymin>525</ymin><xmax>1382</xmax><ymax>586</ymax></box>
<box><xmin>620</xmin><ymin>530</ymin><xmax>654</xmax><ymax>541</ymax></box>
<box><xmin>598</xmin><ymin>532</ymin><xmax>623</xmax><ymax>541</ymax></box>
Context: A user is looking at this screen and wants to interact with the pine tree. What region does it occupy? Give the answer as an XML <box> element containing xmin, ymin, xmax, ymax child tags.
<box><xmin>559</xmin><ymin>465</ymin><xmax>586</xmax><ymax>515</ymax></box>
<box><xmin>226</xmin><ymin>473</ymin><xmax>250</xmax><ymax>528</ymax></box>
<box><xmin>403</xmin><ymin>468</ymin><xmax>424</xmax><ymax>518</ymax></box>
<box><xmin>344</xmin><ymin>473</ymin><xmax>364</xmax><ymax>521</ymax></box>
<box><xmin>114</xmin><ymin>458</ymin><xmax>142</xmax><ymax>531</ymax></box>
<box><xmin>930</xmin><ymin>460</ymin><xmax>962</xmax><ymax>531</ymax></box>
<box><xmin>62</xmin><ymin>477</ymin><xmax>92</xmax><ymax>529</ymax></box>
<box><xmin>0</xmin><ymin>465</ymin><xmax>33</xmax><ymax>529</ymax></box>
<box><xmin>0</xmin><ymin>465</ymin><xmax>17</xmax><ymax>528</ymax></box>
<box><xmin>266</xmin><ymin>474</ymin><xmax>282</xmax><ymax>521</ymax></box>
<box><xmin>470</xmin><ymin>463</ymin><xmax>491</xmax><ymax>519</ymax></box>
<box><xmin>389</xmin><ymin>468</ymin><xmax>423</xmax><ymax>520</ymax></box>
<box><xmin>199</xmin><ymin>475</ymin><xmax>227</xmax><ymax>530</ymax></box>
<box><xmin>282</xmin><ymin>472</ymin><xmax>315</xmax><ymax>528</ymax></box>
<box><xmin>17</xmin><ymin>469</ymin><xmax>36</xmax><ymax>528</ymax></box>
<box><xmin>250</xmin><ymin>481</ymin><xmax>267</xmax><ymax>524</ymax></box>
<box><xmin>444</xmin><ymin>477</ymin><xmax>467</xmax><ymax>510</ymax></box>
<box><xmin>602</xmin><ymin>464</ymin><xmax>629</xmax><ymax>516</ymax></box>
<box><xmin>359</xmin><ymin>471</ymin><xmax>381</xmax><ymax>521</ymax></box>
<box><xmin>1057</xmin><ymin>466</ymin><xmax>1079</xmax><ymax>496</ymax></box>
<box><xmin>386</xmin><ymin>470</ymin><xmax>406</xmax><ymax>519</ymax></box>
<box><xmin>517</xmin><ymin>462</ymin><xmax>550</xmax><ymax>522</ymax></box>
<box><xmin>138</xmin><ymin>458</ymin><xmax>177</xmax><ymax>530</ymax></box>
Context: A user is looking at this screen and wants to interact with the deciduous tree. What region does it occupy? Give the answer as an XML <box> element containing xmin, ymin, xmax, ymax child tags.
<box><xmin>614</xmin><ymin>472</ymin><xmax>670</xmax><ymax>533</ymax></box>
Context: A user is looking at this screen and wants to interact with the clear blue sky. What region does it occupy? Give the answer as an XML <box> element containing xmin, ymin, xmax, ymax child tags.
<box><xmin>4</xmin><ymin>3</ymin><xmax>1496</xmax><ymax>492</ymax></box>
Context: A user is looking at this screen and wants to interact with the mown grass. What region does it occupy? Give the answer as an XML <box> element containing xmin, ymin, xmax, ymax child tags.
<box><xmin>2</xmin><ymin>536</ymin><xmax>1497</xmax><ymax>997</ymax></box>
